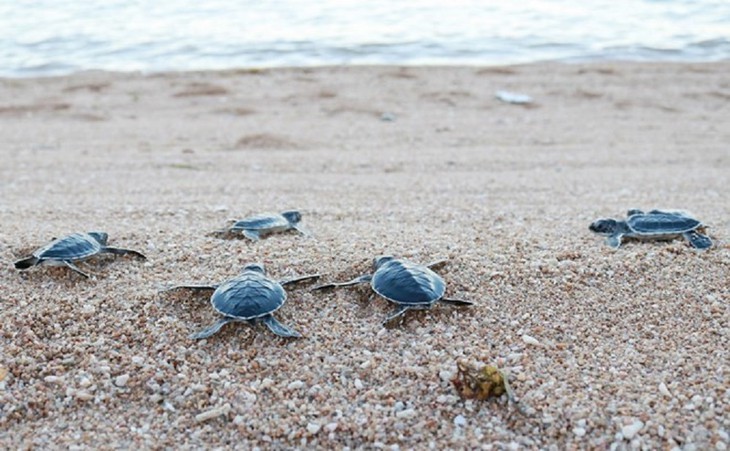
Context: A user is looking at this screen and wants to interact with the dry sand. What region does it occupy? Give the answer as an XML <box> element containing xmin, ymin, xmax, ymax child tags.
<box><xmin>0</xmin><ymin>62</ymin><xmax>728</xmax><ymax>449</ymax></box>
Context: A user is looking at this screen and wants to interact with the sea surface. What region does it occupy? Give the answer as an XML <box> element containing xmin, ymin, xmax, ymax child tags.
<box><xmin>1</xmin><ymin>0</ymin><xmax>729</xmax><ymax>77</ymax></box>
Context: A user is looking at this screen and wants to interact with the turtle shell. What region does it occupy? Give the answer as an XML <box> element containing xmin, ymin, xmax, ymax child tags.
<box><xmin>231</xmin><ymin>214</ymin><xmax>289</xmax><ymax>232</ymax></box>
<box><xmin>371</xmin><ymin>259</ymin><xmax>446</xmax><ymax>306</ymax></box>
<box><xmin>210</xmin><ymin>270</ymin><xmax>286</xmax><ymax>320</ymax></box>
<box><xmin>627</xmin><ymin>212</ymin><xmax>701</xmax><ymax>236</ymax></box>
<box><xmin>34</xmin><ymin>233</ymin><xmax>103</xmax><ymax>261</ymax></box>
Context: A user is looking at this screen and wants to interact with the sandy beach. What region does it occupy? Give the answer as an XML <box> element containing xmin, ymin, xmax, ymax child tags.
<box><xmin>0</xmin><ymin>62</ymin><xmax>728</xmax><ymax>449</ymax></box>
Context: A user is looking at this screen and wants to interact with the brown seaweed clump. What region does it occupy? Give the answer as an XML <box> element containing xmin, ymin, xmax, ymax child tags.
<box><xmin>451</xmin><ymin>359</ymin><xmax>509</xmax><ymax>400</ymax></box>
<box><xmin>451</xmin><ymin>359</ymin><xmax>530</xmax><ymax>415</ymax></box>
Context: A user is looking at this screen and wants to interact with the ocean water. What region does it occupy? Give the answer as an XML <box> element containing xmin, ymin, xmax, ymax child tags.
<box><xmin>1</xmin><ymin>0</ymin><xmax>729</xmax><ymax>77</ymax></box>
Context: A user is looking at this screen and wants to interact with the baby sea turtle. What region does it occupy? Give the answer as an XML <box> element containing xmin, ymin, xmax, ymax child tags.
<box><xmin>213</xmin><ymin>210</ymin><xmax>307</xmax><ymax>241</ymax></box>
<box><xmin>589</xmin><ymin>209</ymin><xmax>712</xmax><ymax>249</ymax></box>
<box><xmin>164</xmin><ymin>263</ymin><xmax>319</xmax><ymax>339</ymax></box>
<box><xmin>313</xmin><ymin>256</ymin><xmax>473</xmax><ymax>325</ymax></box>
<box><xmin>14</xmin><ymin>232</ymin><xmax>146</xmax><ymax>278</ymax></box>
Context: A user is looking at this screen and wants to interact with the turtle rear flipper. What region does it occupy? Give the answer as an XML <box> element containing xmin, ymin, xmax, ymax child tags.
<box><xmin>684</xmin><ymin>231</ymin><xmax>712</xmax><ymax>249</ymax></box>
<box><xmin>190</xmin><ymin>317</ymin><xmax>238</xmax><ymax>339</ymax></box>
<box><xmin>14</xmin><ymin>256</ymin><xmax>39</xmax><ymax>269</ymax></box>
<box><xmin>261</xmin><ymin>315</ymin><xmax>301</xmax><ymax>338</ymax></box>
<box><xmin>103</xmin><ymin>247</ymin><xmax>147</xmax><ymax>260</ymax></box>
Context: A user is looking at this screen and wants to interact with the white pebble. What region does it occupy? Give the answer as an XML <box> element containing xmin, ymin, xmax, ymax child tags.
<box><xmin>395</xmin><ymin>408</ymin><xmax>416</xmax><ymax>419</ymax></box>
<box><xmin>522</xmin><ymin>334</ymin><xmax>541</xmax><ymax>346</ymax></box>
<box><xmin>621</xmin><ymin>421</ymin><xmax>644</xmax><ymax>440</ymax></box>
<box><xmin>454</xmin><ymin>415</ymin><xmax>467</xmax><ymax>427</ymax></box>
<box><xmin>325</xmin><ymin>422</ymin><xmax>338</xmax><ymax>432</ymax></box>
<box><xmin>74</xmin><ymin>390</ymin><xmax>94</xmax><ymax>401</ymax></box>
<box><xmin>573</xmin><ymin>427</ymin><xmax>586</xmax><ymax>437</ymax></box>
<box><xmin>439</xmin><ymin>370</ymin><xmax>453</xmax><ymax>382</ymax></box>
<box><xmin>195</xmin><ymin>404</ymin><xmax>231</xmax><ymax>423</ymax></box>
<box><xmin>233</xmin><ymin>415</ymin><xmax>245</xmax><ymax>425</ymax></box>
<box><xmin>44</xmin><ymin>375</ymin><xmax>62</xmax><ymax>384</ymax></box>
<box><xmin>715</xmin><ymin>441</ymin><xmax>726</xmax><ymax>451</ymax></box>
<box><xmin>306</xmin><ymin>422</ymin><xmax>321</xmax><ymax>434</ymax></box>
<box><xmin>658</xmin><ymin>382</ymin><xmax>671</xmax><ymax>398</ymax></box>
<box><xmin>354</xmin><ymin>379</ymin><xmax>364</xmax><ymax>390</ymax></box>
<box><xmin>114</xmin><ymin>374</ymin><xmax>130</xmax><ymax>387</ymax></box>
<box><xmin>288</xmin><ymin>380</ymin><xmax>305</xmax><ymax>390</ymax></box>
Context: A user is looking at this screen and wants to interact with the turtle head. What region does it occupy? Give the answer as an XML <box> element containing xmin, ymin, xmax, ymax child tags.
<box><xmin>87</xmin><ymin>232</ymin><xmax>109</xmax><ymax>245</ymax></box>
<box><xmin>589</xmin><ymin>219</ymin><xmax>619</xmax><ymax>235</ymax></box>
<box><xmin>243</xmin><ymin>263</ymin><xmax>266</xmax><ymax>274</ymax></box>
<box><xmin>373</xmin><ymin>255</ymin><xmax>395</xmax><ymax>270</ymax></box>
<box><xmin>281</xmin><ymin>210</ymin><xmax>302</xmax><ymax>225</ymax></box>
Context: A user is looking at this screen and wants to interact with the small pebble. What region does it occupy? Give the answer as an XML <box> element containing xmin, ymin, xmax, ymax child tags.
<box><xmin>306</xmin><ymin>422</ymin><xmax>321</xmax><ymax>435</ymax></box>
<box><xmin>195</xmin><ymin>404</ymin><xmax>231</xmax><ymax>423</ymax></box>
<box><xmin>396</xmin><ymin>408</ymin><xmax>416</xmax><ymax>419</ymax></box>
<box><xmin>44</xmin><ymin>375</ymin><xmax>62</xmax><ymax>384</ymax></box>
<box><xmin>622</xmin><ymin>421</ymin><xmax>644</xmax><ymax>440</ymax></box>
<box><xmin>74</xmin><ymin>390</ymin><xmax>94</xmax><ymax>401</ymax></box>
<box><xmin>574</xmin><ymin>427</ymin><xmax>586</xmax><ymax>437</ymax></box>
<box><xmin>288</xmin><ymin>380</ymin><xmax>305</xmax><ymax>390</ymax></box>
<box><xmin>454</xmin><ymin>415</ymin><xmax>467</xmax><ymax>427</ymax></box>
<box><xmin>114</xmin><ymin>374</ymin><xmax>130</xmax><ymax>387</ymax></box>
<box><xmin>658</xmin><ymin>382</ymin><xmax>671</xmax><ymax>398</ymax></box>
<box><xmin>522</xmin><ymin>334</ymin><xmax>541</xmax><ymax>346</ymax></box>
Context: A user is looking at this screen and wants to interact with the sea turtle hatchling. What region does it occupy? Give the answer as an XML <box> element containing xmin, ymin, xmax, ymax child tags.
<box><xmin>589</xmin><ymin>209</ymin><xmax>712</xmax><ymax>249</ymax></box>
<box><xmin>164</xmin><ymin>263</ymin><xmax>319</xmax><ymax>339</ymax></box>
<box><xmin>14</xmin><ymin>232</ymin><xmax>147</xmax><ymax>278</ymax></box>
<box><xmin>313</xmin><ymin>256</ymin><xmax>473</xmax><ymax>325</ymax></box>
<box><xmin>213</xmin><ymin>210</ymin><xmax>307</xmax><ymax>241</ymax></box>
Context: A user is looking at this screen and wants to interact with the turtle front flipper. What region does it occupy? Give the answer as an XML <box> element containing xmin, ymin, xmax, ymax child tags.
<box><xmin>292</xmin><ymin>223</ymin><xmax>312</xmax><ymax>237</ymax></box>
<box><xmin>103</xmin><ymin>247</ymin><xmax>147</xmax><ymax>260</ymax></box>
<box><xmin>424</xmin><ymin>259</ymin><xmax>448</xmax><ymax>269</ymax></box>
<box><xmin>14</xmin><ymin>256</ymin><xmax>39</xmax><ymax>269</ymax></box>
<box><xmin>382</xmin><ymin>305</ymin><xmax>410</xmax><ymax>326</ymax></box>
<box><xmin>683</xmin><ymin>231</ymin><xmax>712</xmax><ymax>250</ymax></box>
<box><xmin>440</xmin><ymin>298</ymin><xmax>474</xmax><ymax>306</ymax></box>
<box><xmin>279</xmin><ymin>273</ymin><xmax>320</xmax><ymax>286</ymax></box>
<box><xmin>162</xmin><ymin>284</ymin><xmax>218</xmax><ymax>293</ymax></box>
<box><xmin>189</xmin><ymin>317</ymin><xmax>238</xmax><ymax>339</ymax></box>
<box><xmin>63</xmin><ymin>261</ymin><xmax>91</xmax><ymax>278</ymax></box>
<box><xmin>606</xmin><ymin>234</ymin><xmax>623</xmax><ymax>248</ymax></box>
<box><xmin>242</xmin><ymin>230</ymin><xmax>261</xmax><ymax>241</ymax></box>
<box><xmin>261</xmin><ymin>315</ymin><xmax>302</xmax><ymax>338</ymax></box>
<box><xmin>312</xmin><ymin>274</ymin><xmax>372</xmax><ymax>290</ymax></box>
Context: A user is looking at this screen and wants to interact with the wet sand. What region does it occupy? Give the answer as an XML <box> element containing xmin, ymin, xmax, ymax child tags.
<box><xmin>0</xmin><ymin>63</ymin><xmax>728</xmax><ymax>448</ymax></box>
